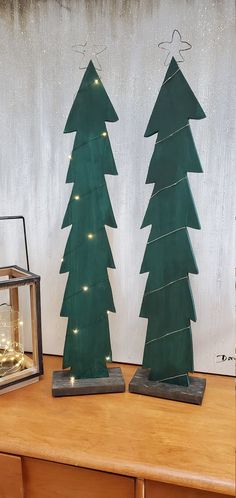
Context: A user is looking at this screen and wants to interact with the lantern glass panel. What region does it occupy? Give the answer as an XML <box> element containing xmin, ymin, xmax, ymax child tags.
<box><xmin>0</xmin><ymin>266</ymin><xmax>43</xmax><ymax>394</ymax></box>
<box><xmin>0</xmin><ymin>304</ymin><xmax>24</xmax><ymax>377</ymax></box>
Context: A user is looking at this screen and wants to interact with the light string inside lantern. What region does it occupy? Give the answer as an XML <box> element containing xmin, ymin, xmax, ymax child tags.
<box><xmin>0</xmin><ymin>304</ymin><xmax>24</xmax><ymax>377</ymax></box>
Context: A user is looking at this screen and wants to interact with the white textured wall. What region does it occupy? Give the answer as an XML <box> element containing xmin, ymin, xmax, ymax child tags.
<box><xmin>0</xmin><ymin>0</ymin><xmax>235</xmax><ymax>375</ymax></box>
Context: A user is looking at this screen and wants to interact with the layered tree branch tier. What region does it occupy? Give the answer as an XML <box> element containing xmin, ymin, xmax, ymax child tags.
<box><xmin>140</xmin><ymin>57</ymin><xmax>206</xmax><ymax>386</ymax></box>
<box><xmin>60</xmin><ymin>61</ymin><xmax>118</xmax><ymax>379</ymax></box>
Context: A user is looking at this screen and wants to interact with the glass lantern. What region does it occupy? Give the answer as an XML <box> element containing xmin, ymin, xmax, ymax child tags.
<box><xmin>0</xmin><ymin>216</ymin><xmax>43</xmax><ymax>394</ymax></box>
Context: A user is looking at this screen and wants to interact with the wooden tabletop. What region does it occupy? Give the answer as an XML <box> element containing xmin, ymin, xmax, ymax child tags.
<box><xmin>0</xmin><ymin>355</ymin><xmax>234</xmax><ymax>496</ymax></box>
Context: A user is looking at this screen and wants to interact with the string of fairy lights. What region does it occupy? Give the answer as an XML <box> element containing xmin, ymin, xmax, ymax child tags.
<box><xmin>143</xmin><ymin>63</ymin><xmax>196</xmax><ymax>374</ymax></box>
<box><xmin>62</xmin><ymin>76</ymin><xmax>113</xmax><ymax>381</ymax></box>
<box><xmin>145</xmin><ymin>66</ymin><xmax>190</xmax><ymax>298</ymax></box>
<box><xmin>0</xmin><ymin>311</ymin><xmax>25</xmax><ymax>377</ymax></box>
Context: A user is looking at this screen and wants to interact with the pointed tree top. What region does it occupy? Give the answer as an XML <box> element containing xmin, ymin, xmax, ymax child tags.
<box><xmin>79</xmin><ymin>59</ymin><xmax>102</xmax><ymax>90</ymax></box>
<box><xmin>144</xmin><ymin>58</ymin><xmax>206</xmax><ymax>138</ymax></box>
<box><xmin>164</xmin><ymin>57</ymin><xmax>179</xmax><ymax>80</ymax></box>
<box><xmin>64</xmin><ymin>60</ymin><xmax>118</xmax><ymax>134</ymax></box>
<box><xmin>84</xmin><ymin>59</ymin><xmax>98</xmax><ymax>77</ymax></box>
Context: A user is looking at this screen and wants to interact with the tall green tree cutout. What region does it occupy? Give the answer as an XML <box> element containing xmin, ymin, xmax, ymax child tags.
<box><xmin>60</xmin><ymin>61</ymin><xmax>118</xmax><ymax>379</ymax></box>
<box><xmin>140</xmin><ymin>57</ymin><xmax>206</xmax><ymax>386</ymax></box>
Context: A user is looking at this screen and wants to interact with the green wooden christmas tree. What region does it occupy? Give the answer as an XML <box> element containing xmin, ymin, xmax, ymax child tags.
<box><xmin>52</xmin><ymin>61</ymin><xmax>125</xmax><ymax>395</ymax></box>
<box><xmin>129</xmin><ymin>58</ymin><xmax>206</xmax><ymax>403</ymax></box>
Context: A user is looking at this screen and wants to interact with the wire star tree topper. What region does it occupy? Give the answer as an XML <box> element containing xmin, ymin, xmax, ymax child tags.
<box><xmin>129</xmin><ymin>33</ymin><xmax>206</xmax><ymax>404</ymax></box>
<box><xmin>72</xmin><ymin>39</ymin><xmax>107</xmax><ymax>71</ymax></box>
<box><xmin>52</xmin><ymin>44</ymin><xmax>125</xmax><ymax>396</ymax></box>
<box><xmin>158</xmin><ymin>29</ymin><xmax>192</xmax><ymax>66</ymax></box>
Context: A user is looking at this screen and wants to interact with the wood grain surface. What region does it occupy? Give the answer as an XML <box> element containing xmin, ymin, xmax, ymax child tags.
<box><xmin>145</xmin><ymin>480</ymin><xmax>232</xmax><ymax>498</ymax></box>
<box><xmin>135</xmin><ymin>479</ymin><xmax>145</xmax><ymax>498</ymax></box>
<box><xmin>0</xmin><ymin>356</ymin><xmax>234</xmax><ymax>496</ymax></box>
<box><xmin>0</xmin><ymin>1</ymin><xmax>234</xmax><ymax>376</ymax></box>
<box><xmin>0</xmin><ymin>453</ymin><xmax>24</xmax><ymax>498</ymax></box>
<box><xmin>22</xmin><ymin>457</ymin><xmax>134</xmax><ymax>498</ymax></box>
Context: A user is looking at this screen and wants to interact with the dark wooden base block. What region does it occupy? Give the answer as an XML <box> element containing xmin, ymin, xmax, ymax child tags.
<box><xmin>52</xmin><ymin>367</ymin><xmax>125</xmax><ymax>397</ymax></box>
<box><xmin>129</xmin><ymin>368</ymin><xmax>206</xmax><ymax>405</ymax></box>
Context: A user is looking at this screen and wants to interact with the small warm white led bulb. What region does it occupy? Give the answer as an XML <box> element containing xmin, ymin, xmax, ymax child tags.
<box><xmin>68</xmin><ymin>154</ymin><xmax>72</xmax><ymax>160</ymax></box>
<box><xmin>107</xmin><ymin>310</ymin><xmax>110</xmax><ymax>314</ymax></box>
<box><xmin>101</xmin><ymin>131</ymin><xmax>107</xmax><ymax>137</ymax></box>
<box><xmin>83</xmin><ymin>286</ymin><xmax>88</xmax><ymax>292</ymax></box>
<box><xmin>61</xmin><ymin>258</ymin><xmax>64</xmax><ymax>262</ymax></box>
<box><xmin>87</xmin><ymin>233</ymin><xmax>94</xmax><ymax>239</ymax></box>
<box><xmin>74</xmin><ymin>195</ymin><xmax>80</xmax><ymax>200</ymax></box>
<box><xmin>73</xmin><ymin>328</ymin><xmax>79</xmax><ymax>334</ymax></box>
<box><xmin>19</xmin><ymin>321</ymin><xmax>24</xmax><ymax>326</ymax></box>
<box><xmin>105</xmin><ymin>355</ymin><xmax>111</xmax><ymax>362</ymax></box>
<box><xmin>94</xmin><ymin>79</ymin><xmax>99</xmax><ymax>85</ymax></box>
<box><xmin>70</xmin><ymin>376</ymin><xmax>75</xmax><ymax>384</ymax></box>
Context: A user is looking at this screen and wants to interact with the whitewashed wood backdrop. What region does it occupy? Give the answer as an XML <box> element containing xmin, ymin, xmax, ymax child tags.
<box><xmin>0</xmin><ymin>0</ymin><xmax>235</xmax><ymax>375</ymax></box>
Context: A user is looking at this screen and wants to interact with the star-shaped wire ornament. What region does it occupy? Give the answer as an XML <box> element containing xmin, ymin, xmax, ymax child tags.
<box><xmin>158</xmin><ymin>30</ymin><xmax>192</xmax><ymax>66</ymax></box>
<box><xmin>72</xmin><ymin>40</ymin><xmax>107</xmax><ymax>71</ymax></box>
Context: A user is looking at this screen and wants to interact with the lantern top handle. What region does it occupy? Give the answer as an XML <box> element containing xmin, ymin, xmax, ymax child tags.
<box><xmin>0</xmin><ymin>216</ymin><xmax>30</xmax><ymax>272</ymax></box>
